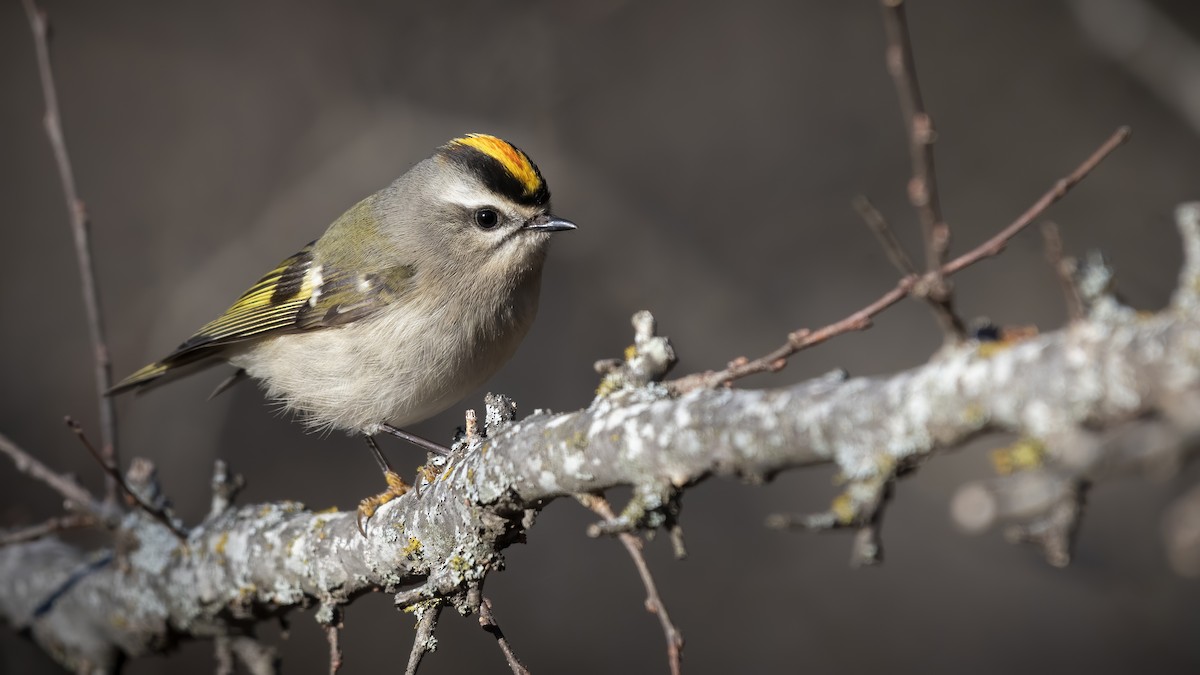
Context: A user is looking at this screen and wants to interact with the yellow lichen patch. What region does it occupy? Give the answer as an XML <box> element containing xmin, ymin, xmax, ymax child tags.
<box><xmin>402</xmin><ymin>598</ymin><xmax>441</xmax><ymax>615</ymax></box>
<box><xmin>449</xmin><ymin>555</ymin><xmax>469</xmax><ymax>572</ymax></box>
<box><xmin>312</xmin><ymin>518</ymin><xmax>329</xmax><ymax>541</ymax></box>
<box><xmin>873</xmin><ymin>454</ymin><xmax>897</xmax><ymax>476</ymax></box>
<box><xmin>235</xmin><ymin>584</ymin><xmax>258</xmax><ymax>605</ymax></box>
<box><xmin>595</xmin><ymin>376</ymin><xmax>620</xmax><ymax>398</ymax></box>
<box><xmin>568</xmin><ymin>430</ymin><xmax>588</xmax><ymax>450</ymax></box>
<box><xmin>624</xmin><ymin>344</ymin><xmax>638</xmax><ymax>361</ymax></box>
<box><xmin>402</xmin><ymin>537</ymin><xmax>423</xmax><ymax>558</ymax></box>
<box><xmin>214</xmin><ymin>532</ymin><xmax>229</xmax><ymax>557</ymax></box>
<box><xmin>316</xmin><ymin>506</ymin><xmax>340</xmax><ymax>514</ymax></box>
<box><xmin>963</xmin><ymin>403</ymin><xmax>987</xmax><ymax>426</ymax></box>
<box><xmin>977</xmin><ymin>325</ymin><xmax>1039</xmax><ymax>358</ymax></box>
<box><xmin>832</xmin><ymin>493</ymin><xmax>856</xmax><ymax>525</ymax></box>
<box><xmin>990</xmin><ymin>437</ymin><xmax>1047</xmax><ymax>475</ymax></box>
<box><xmin>977</xmin><ymin>341</ymin><xmax>1008</xmax><ymax>358</ymax></box>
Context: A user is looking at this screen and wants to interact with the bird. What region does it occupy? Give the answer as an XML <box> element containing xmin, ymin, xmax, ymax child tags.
<box><xmin>109</xmin><ymin>134</ymin><xmax>576</xmax><ymax>533</ymax></box>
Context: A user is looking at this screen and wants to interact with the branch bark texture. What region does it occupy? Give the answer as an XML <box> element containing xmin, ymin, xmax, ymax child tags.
<box><xmin>4</xmin><ymin>207</ymin><xmax>1200</xmax><ymax>671</ymax></box>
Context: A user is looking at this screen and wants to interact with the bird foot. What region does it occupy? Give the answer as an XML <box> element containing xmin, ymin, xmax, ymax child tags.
<box><xmin>356</xmin><ymin>469</ymin><xmax>410</xmax><ymax>536</ymax></box>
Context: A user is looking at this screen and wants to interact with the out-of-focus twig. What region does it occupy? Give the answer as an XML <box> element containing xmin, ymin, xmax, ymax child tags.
<box><xmin>0</xmin><ymin>431</ymin><xmax>105</xmax><ymax>518</ymax></box>
<box><xmin>942</xmin><ymin>128</ymin><xmax>1130</xmax><ymax>274</ymax></box>
<box><xmin>853</xmin><ymin>195</ymin><xmax>918</xmax><ymax>277</ymax></box>
<box><xmin>21</xmin><ymin>0</ymin><xmax>119</xmax><ymax>503</ymax></box>
<box><xmin>1040</xmin><ymin>222</ymin><xmax>1085</xmax><ymax>321</ymax></box>
<box><xmin>66</xmin><ymin>417</ymin><xmax>186</xmax><ymax>539</ymax></box>
<box><xmin>324</xmin><ymin>607</ymin><xmax>343</xmax><ymax>674</ymax></box>
<box><xmin>0</xmin><ymin>513</ymin><xmax>95</xmax><ymax>547</ymax></box>
<box><xmin>669</xmin><ymin>126</ymin><xmax>1130</xmax><ymax>394</ymax></box>
<box><xmin>1068</xmin><ymin>0</ymin><xmax>1200</xmax><ymax>138</ymax></box>
<box><xmin>880</xmin><ymin>0</ymin><xmax>965</xmax><ymax>343</ymax></box>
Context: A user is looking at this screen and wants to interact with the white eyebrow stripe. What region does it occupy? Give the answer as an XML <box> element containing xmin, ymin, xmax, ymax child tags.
<box><xmin>441</xmin><ymin>179</ymin><xmax>502</xmax><ymax>210</ymax></box>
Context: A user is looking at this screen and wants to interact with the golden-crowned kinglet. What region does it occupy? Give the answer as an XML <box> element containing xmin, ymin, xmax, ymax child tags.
<box><xmin>110</xmin><ymin>134</ymin><xmax>576</xmax><ymax>531</ymax></box>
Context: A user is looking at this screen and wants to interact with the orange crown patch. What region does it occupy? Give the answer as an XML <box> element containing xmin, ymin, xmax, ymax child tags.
<box><xmin>450</xmin><ymin>134</ymin><xmax>544</xmax><ymax>198</ymax></box>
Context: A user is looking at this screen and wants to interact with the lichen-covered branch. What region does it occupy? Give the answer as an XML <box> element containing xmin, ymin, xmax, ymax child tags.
<box><xmin>3</xmin><ymin>207</ymin><xmax>1200</xmax><ymax>672</ymax></box>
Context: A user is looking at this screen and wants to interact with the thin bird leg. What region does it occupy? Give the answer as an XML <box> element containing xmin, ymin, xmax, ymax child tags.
<box><xmin>356</xmin><ymin>435</ymin><xmax>411</xmax><ymax>536</ymax></box>
<box><xmin>379</xmin><ymin>424</ymin><xmax>452</xmax><ymax>456</ymax></box>
<box><xmin>365</xmin><ymin>434</ymin><xmax>394</xmax><ymax>474</ymax></box>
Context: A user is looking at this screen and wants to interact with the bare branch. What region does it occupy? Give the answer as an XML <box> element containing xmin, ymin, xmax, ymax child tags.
<box><xmin>0</xmin><ymin>431</ymin><xmax>106</xmax><ymax>519</ymax></box>
<box><xmin>880</xmin><ymin>0</ymin><xmax>965</xmax><ymax>342</ymax></box>
<box><xmin>942</xmin><ymin>127</ymin><xmax>1131</xmax><ymax>275</ymax></box>
<box><xmin>1040</xmin><ymin>222</ymin><xmax>1085</xmax><ymax>322</ymax></box>
<box><xmin>0</xmin><ymin>514</ymin><xmax>94</xmax><ymax>547</ymax></box>
<box><xmin>578</xmin><ymin>494</ymin><xmax>683</xmax><ymax>675</ymax></box>
<box><xmin>853</xmin><ymin>195</ymin><xmax>918</xmax><ymax>277</ymax></box>
<box><xmin>479</xmin><ymin>598</ymin><xmax>530</xmax><ymax>675</ymax></box>
<box><xmin>224</xmin><ymin>635</ymin><xmax>280</xmax><ymax>675</ymax></box>
<box><xmin>404</xmin><ymin>602</ymin><xmax>443</xmax><ymax>675</ymax></box>
<box><xmin>20</xmin><ymin>0</ymin><xmax>119</xmax><ymax>502</ymax></box>
<box><xmin>1163</xmin><ymin>481</ymin><xmax>1200</xmax><ymax>577</ymax></box>
<box><xmin>766</xmin><ymin>473</ymin><xmax>895</xmax><ymax>567</ymax></box>
<box><xmin>66</xmin><ymin>417</ymin><xmax>187</xmax><ymax>539</ymax></box>
<box><xmin>323</xmin><ymin>606</ymin><xmax>344</xmax><ymax>675</ymax></box>
<box><xmin>670</xmin><ymin>126</ymin><xmax>1130</xmax><ymax>394</ymax></box>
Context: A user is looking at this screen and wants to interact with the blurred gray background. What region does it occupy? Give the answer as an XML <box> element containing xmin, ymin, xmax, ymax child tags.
<box><xmin>3</xmin><ymin>0</ymin><xmax>1200</xmax><ymax>673</ymax></box>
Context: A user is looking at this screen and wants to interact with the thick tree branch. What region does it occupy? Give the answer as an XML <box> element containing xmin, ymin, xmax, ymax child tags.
<box><xmin>3</xmin><ymin>206</ymin><xmax>1199</xmax><ymax>671</ymax></box>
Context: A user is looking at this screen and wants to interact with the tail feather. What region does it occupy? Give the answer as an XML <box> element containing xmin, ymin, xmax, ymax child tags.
<box><xmin>107</xmin><ymin>354</ymin><xmax>225</xmax><ymax>396</ymax></box>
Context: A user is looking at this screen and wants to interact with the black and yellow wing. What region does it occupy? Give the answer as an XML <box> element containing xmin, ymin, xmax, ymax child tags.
<box><xmin>108</xmin><ymin>242</ymin><xmax>414</xmax><ymax>395</ymax></box>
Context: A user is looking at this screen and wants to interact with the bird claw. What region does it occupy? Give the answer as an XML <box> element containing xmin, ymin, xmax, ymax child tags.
<box><xmin>356</xmin><ymin>470</ymin><xmax>411</xmax><ymax>536</ymax></box>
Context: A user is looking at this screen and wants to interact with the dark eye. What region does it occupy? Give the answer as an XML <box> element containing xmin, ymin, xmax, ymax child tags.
<box><xmin>474</xmin><ymin>208</ymin><xmax>500</xmax><ymax>229</ymax></box>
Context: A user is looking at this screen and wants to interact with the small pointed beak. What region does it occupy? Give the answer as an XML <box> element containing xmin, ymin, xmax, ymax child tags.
<box><xmin>524</xmin><ymin>213</ymin><xmax>578</xmax><ymax>233</ymax></box>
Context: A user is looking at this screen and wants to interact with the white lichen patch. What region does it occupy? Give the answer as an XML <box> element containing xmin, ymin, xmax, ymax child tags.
<box><xmin>673</xmin><ymin>405</ymin><xmax>693</xmax><ymax>429</ymax></box>
<box><xmin>624</xmin><ymin>419</ymin><xmax>645</xmax><ymax>458</ymax></box>
<box><xmin>562</xmin><ymin>452</ymin><xmax>586</xmax><ymax>477</ymax></box>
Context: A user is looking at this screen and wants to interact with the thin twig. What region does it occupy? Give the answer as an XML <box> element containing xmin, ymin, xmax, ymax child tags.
<box><xmin>0</xmin><ymin>513</ymin><xmax>95</xmax><ymax>547</ymax></box>
<box><xmin>668</xmin><ymin>126</ymin><xmax>1130</xmax><ymax>394</ymax></box>
<box><xmin>1040</xmin><ymin>222</ymin><xmax>1085</xmax><ymax>322</ymax></box>
<box><xmin>404</xmin><ymin>602</ymin><xmax>443</xmax><ymax>675</ymax></box>
<box><xmin>66</xmin><ymin>418</ymin><xmax>187</xmax><ymax>539</ymax></box>
<box><xmin>942</xmin><ymin>127</ymin><xmax>1131</xmax><ymax>275</ymax></box>
<box><xmin>578</xmin><ymin>494</ymin><xmax>683</xmax><ymax>675</ymax></box>
<box><xmin>0</xmin><ymin>431</ymin><xmax>104</xmax><ymax>516</ymax></box>
<box><xmin>853</xmin><ymin>195</ymin><xmax>918</xmax><ymax>276</ymax></box>
<box><xmin>479</xmin><ymin>597</ymin><xmax>531</xmax><ymax>675</ymax></box>
<box><xmin>227</xmin><ymin>635</ymin><xmax>280</xmax><ymax>675</ymax></box>
<box><xmin>324</xmin><ymin>607</ymin><xmax>344</xmax><ymax>675</ymax></box>
<box><xmin>21</xmin><ymin>0</ymin><xmax>119</xmax><ymax>503</ymax></box>
<box><xmin>880</xmin><ymin>0</ymin><xmax>965</xmax><ymax>342</ymax></box>
<box><xmin>214</xmin><ymin>637</ymin><xmax>235</xmax><ymax>675</ymax></box>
